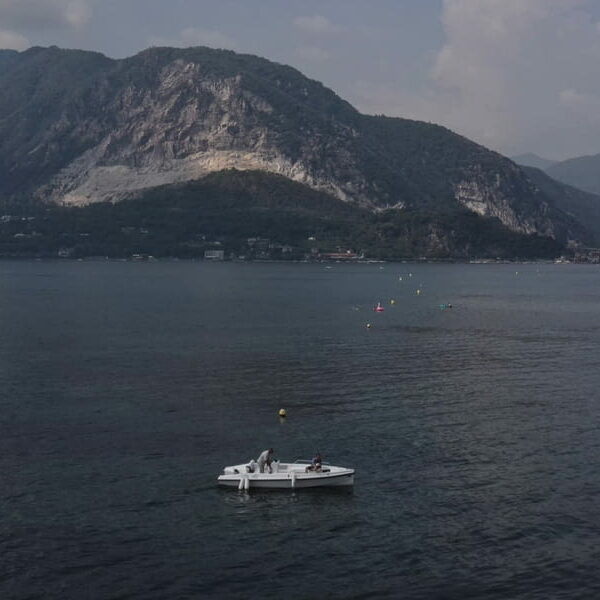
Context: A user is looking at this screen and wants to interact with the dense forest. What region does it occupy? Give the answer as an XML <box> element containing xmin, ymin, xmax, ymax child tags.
<box><xmin>0</xmin><ymin>170</ymin><xmax>563</xmax><ymax>260</ymax></box>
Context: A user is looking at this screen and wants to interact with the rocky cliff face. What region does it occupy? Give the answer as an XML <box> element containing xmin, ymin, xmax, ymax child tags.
<box><xmin>40</xmin><ymin>64</ymin><xmax>367</xmax><ymax>207</ymax></box>
<box><xmin>0</xmin><ymin>45</ymin><xmax>587</xmax><ymax>244</ymax></box>
<box><xmin>453</xmin><ymin>164</ymin><xmax>556</xmax><ymax>238</ymax></box>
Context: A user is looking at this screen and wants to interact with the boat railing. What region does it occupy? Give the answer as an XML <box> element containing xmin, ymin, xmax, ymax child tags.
<box><xmin>293</xmin><ymin>459</ymin><xmax>331</xmax><ymax>465</ymax></box>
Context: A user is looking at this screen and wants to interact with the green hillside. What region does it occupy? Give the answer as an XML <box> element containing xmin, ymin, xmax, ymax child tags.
<box><xmin>0</xmin><ymin>170</ymin><xmax>562</xmax><ymax>259</ymax></box>
<box><xmin>522</xmin><ymin>166</ymin><xmax>600</xmax><ymax>244</ymax></box>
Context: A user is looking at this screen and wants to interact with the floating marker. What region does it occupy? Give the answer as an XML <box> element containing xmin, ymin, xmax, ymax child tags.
<box><xmin>416</xmin><ymin>289</ymin><xmax>421</xmax><ymax>295</ymax></box>
<box><xmin>399</xmin><ymin>276</ymin><xmax>403</xmax><ymax>281</ymax></box>
<box><xmin>366</xmin><ymin>323</ymin><xmax>371</xmax><ymax>328</ymax></box>
<box><xmin>278</xmin><ymin>408</ymin><xmax>287</xmax><ymax>418</ymax></box>
<box><xmin>390</xmin><ymin>299</ymin><xmax>396</xmax><ymax>305</ymax></box>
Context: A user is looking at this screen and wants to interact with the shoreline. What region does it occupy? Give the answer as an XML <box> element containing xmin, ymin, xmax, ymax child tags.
<box><xmin>0</xmin><ymin>256</ymin><xmax>594</xmax><ymax>265</ymax></box>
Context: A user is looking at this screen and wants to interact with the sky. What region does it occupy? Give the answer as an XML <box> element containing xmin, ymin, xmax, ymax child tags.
<box><xmin>1</xmin><ymin>0</ymin><xmax>600</xmax><ymax>160</ymax></box>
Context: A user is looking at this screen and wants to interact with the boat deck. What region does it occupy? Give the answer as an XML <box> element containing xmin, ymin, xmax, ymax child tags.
<box><xmin>218</xmin><ymin>461</ymin><xmax>354</xmax><ymax>489</ymax></box>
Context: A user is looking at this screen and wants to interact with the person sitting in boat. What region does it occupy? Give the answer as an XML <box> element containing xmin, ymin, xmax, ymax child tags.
<box><xmin>305</xmin><ymin>452</ymin><xmax>323</xmax><ymax>472</ymax></box>
<box><xmin>257</xmin><ymin>448</ymin><xmax>274</xmax><ymax>473</ymax></box>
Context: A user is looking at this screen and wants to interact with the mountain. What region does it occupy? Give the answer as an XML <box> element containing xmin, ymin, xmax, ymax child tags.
<box><xmin>0</xmin><ymin>49</ymin><xmax>18</xmax><ymax>71</ymax></box>
<box><xmin>546</xmin><ymin>154</ymin><xmax>600</xmax><ymax>196</ymax></box>
<box><xmin>521</xmin><ymin>166</ymin><xmax>600</xmax><ymax>244</ymax></box>
<box><xmin>0</xmin><ymin>45</ymin><xmax>592</xmax><ymax>256</ymax></box>
<box><xmin>511</xmin><ymin>153</ymin><xmax>556</xmax><ymax>170</ymax></box>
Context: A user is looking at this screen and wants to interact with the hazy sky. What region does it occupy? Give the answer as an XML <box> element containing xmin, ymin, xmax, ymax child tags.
<box><xmin>1</xmin><ymin>0</ymin><xmax>600</xmax><ymax>160</ymax></box>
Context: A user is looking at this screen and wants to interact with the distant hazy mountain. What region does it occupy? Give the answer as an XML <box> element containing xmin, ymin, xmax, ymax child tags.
<box><xmin>522</xmin><ymin>166</ymin><xmax>600</xmax><ymax>244</ymax></box>
<box><xmin>546</xmin><ymin>154</ymin><xmax>600</xmax><ymax>196</ymax></box>
<box><xmin>511</xmin><ymin>153</ymin><xmax>556</xmax><ymax>170</ymax></box>
<box><xmin>0</xmin><ymin>45</ymin><xmax>591</xmax><ymax>256</ymax></box>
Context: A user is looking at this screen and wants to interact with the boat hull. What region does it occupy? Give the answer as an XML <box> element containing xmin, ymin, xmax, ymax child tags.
<box><xmin>218</xmin><ymin>467</ymin><xmax>354</xmax><ymax>489</ymax></box>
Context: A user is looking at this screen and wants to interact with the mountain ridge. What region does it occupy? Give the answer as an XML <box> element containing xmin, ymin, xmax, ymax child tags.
<box><xmin>546</xmin><ymin>153</ymin><xmax>600</xmax><ymax>197</ymax></box>
<box><xmin>0</xmin><ymin>44</ymin><xmax>592</xmax><ymax>252</ymax></box>
<box><xmin>511</xmin><ymin>153</ymin><xmax>556</xmax><ymax>170</ymax></box>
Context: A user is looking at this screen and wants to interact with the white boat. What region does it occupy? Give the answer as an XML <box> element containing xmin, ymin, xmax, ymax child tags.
<box><xmin>218</xmin><ymin>460</ymin><xmax>354</xmax><ymax>490</ymax></box>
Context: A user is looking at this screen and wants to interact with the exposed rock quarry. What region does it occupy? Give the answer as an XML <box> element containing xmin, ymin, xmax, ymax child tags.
<box><xmin>33</xmin><ymin>58</ymin><xmax>374</xmax><ymax>208</ymax></box>
<box><xmin>0</xmin><ymin>45</ymin><xmax>588</xmax><ymax>244</ymax></box>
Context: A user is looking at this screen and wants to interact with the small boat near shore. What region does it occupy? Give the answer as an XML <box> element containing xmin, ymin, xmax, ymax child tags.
<box><xmin>218</xmin><ymin>460</ymin><xmax>355</xmax><ymax>490</ymax></box>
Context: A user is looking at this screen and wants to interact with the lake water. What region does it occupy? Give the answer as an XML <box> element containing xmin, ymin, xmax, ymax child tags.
<box><xmin>1</xmin><ymin>260</ymin><xmax>600</xmax><ymax>599</ymax></box>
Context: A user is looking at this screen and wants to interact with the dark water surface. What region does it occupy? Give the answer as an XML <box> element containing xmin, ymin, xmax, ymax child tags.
<box><xmin>1</xmin><ymin>260</ymin><xmax>600</xmax><ymax>599</ymax></box>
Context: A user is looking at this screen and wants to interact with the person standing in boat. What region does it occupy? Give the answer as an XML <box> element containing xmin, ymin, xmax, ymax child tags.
<box><xmin>257</xmin><ymin>448</ymin><xmax>274</xmax><ymax>473</ymax></box>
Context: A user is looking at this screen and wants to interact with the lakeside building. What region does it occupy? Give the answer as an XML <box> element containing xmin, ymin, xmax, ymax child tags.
<box><xmin>204</xmin><ymin>249</ymin><xmax>225</xmax><ymax>260</ymax></box>
<box><xmin>320</xmin><ymin>251</ymin><xmax>360</xmax><ymax>261</ymax></box>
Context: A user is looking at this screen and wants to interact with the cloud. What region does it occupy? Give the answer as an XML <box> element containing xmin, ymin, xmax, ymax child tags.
<box><xmin>293</xmin><ymin>15</ymin><xmax>344</xmax><ymax>35</ymax></box>
<box><xmin>0</xmin><ymin>29</ymin><xmax>30</xmax><ymax>50</ymax></box>
<box><xmin>149</xmin><ymin>27</ymin><xmax>237</xmax><ymax>50</ymax></box>
<box><xmin>0</xmin><ymin>0</ymin><xmax>92</xmax><ymax>31</ymax></box>
<box><xmin>63</xmin><ymin>0</ymin><xmax>91</xmax><ymax>27</ymax></box>
<box><xmin>355</xmin><ymin>0</ymin><xmax>600</xmax><ymax>158</ymax></box>
<box><xmin>295</xmin><ymin>46</ymin><xmax>330</xmax><ymax>62</ymax></box>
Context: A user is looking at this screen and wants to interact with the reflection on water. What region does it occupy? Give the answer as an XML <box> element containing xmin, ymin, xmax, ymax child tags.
<box><xmin>223</xmin><ymin>490</ymin><xmax>302</xmax><ymax>510</ymax></box>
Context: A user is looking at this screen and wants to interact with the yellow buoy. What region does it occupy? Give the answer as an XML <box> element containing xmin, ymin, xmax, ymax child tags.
<box><xmin>278</xmin><ymin>408</ymin><xmax>287</xmax><ymax>417</ymax></box>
